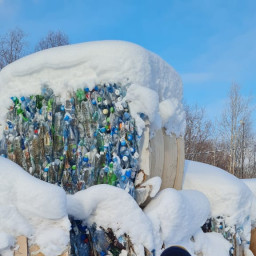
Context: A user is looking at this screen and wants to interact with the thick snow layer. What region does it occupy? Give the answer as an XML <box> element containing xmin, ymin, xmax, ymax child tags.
<box><xmin>243</xmin><ymin>179</ymin><xmax>256</xmax><ymax>227</ymax></box>
<box><xmin>194</xmin><ymin>230</ymin><xmax>231</xmax><ymax>256</ymax></box>
<box><xmin>67</xmin><ymin>184</ymin><xmax>155</xmax><ymax>256</ymax></box>
<box><xmin>243</xmin><ymin>179</ymin><xmax>256</xmax><ymax>196</ymax></box>
<box><xmin>143</xmin><ymin>188</ymin><xmax>210</xmax><ymax>255</ymax></box>
<box><xmin>0</xmin><ymin>40</ymin><xmax>185</xmax><ymax>137</ymax></box>
<box><xmin>0</xmin><ymin>157</ymin><xmax>66</xmax><ymax>219</ymax></box>
<box><xmin>183</xmin><ymin>160</ymin><xmax>254</xmax><ymax>242</ymax></box>
<box><xmin>0</xmin><ymin>157</ymin><xmax>70</xmax><ymax>255</ymax></box>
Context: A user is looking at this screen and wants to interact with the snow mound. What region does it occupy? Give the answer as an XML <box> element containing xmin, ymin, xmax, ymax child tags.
<box><xmin>194</xmin><ymin>230</ymin><xmax>232</xmax><ymax>256</ymax></box>
<box><xmin>143</xmin><ymin>188</ymin><xmax>210</xmax><ymax>255</ymax></box>
<box><xmin>183</xmin><ymin>160</ymin><xmax>254</xmax><ymax>242</ymax></box>
<box><xmin>242</xmin><ymin>179</ymin><xmax>256</xmax><ymax>227</ymax></box>
<box><xmin>243</xmin><ymin>179</ymin><xmax>256</xmax><ymax>197</ymax></box>
<box><xmin>183</xmin><ymin>161</ymin><xmax>253</xmax><ymax>225</ymax></box>
<box><xmin>67</xmin><ymin>184</ymin><xmax>154</xmax><ymax>256</ymax></box>
<box><xmin>67</xmin><ymin>184</ymin><xmax>155</xmax><ymax>255</ymax></box>
<box><xmin>0</xmin><ymin>40</ymin><xmax>185</xmax><ymax>137</ymax></box>
<box><xmin>0</xmin><ymin>156</ymin><xmax>66</xmax><ymax>219</ymax></box>
<box><xmin>0</xmin><ymin>156</ymin><xmax>70</xmax><ymax>255</ymax></box>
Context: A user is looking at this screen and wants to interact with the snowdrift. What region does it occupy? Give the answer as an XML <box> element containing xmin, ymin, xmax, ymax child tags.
<box><xmin>0</xmin><ymin>157</ymin><xmax>70</xmax><ymax>256</ymax></box>
<box><xmin>183</xmin><ymin>160</ymin><xmax>255</xmax><ymax>256</ymax></box>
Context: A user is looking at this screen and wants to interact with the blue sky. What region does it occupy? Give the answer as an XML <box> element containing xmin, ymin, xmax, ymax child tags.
<box><xmin>0</xmin><ymin>0</ymin><xmax>256</xmax><ymax>125</ymax></box>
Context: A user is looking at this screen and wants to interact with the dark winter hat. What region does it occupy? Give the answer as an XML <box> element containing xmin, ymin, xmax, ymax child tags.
<box><xmin>160</xmin><ymin>246</ymin><xmax>192</xmax><ymax>256</ymax></box>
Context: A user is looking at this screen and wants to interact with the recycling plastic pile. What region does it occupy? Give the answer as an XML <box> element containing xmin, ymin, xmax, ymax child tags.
<box><xmin>204</xmin><ymin>216</ymin><xmax>253</xmax><ymax>256</ymax></box>
<box><xmin>0</xmin><ymin>83</ymin><xmax>147</xmax><ymax>256</ymax></box>
<box><xmin>70</xmin><ymin>219</ymin><xmax>140</xmax><ymax>256</ymax></box>
<box><xmin>0</xmin><ymin>84</ymin><xmax>140</xmax><ymax>196</ymax></box>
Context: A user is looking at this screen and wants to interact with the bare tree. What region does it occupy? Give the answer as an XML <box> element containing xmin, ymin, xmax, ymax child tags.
<box><xmin>35</xmin><ymin>30</ymin><xmax>69</xmax><ymax>52</ymax></box>
<box><xmin>219</xmin><ymin>83</ymin><xmax>252</xmax><ymax>177</ymax></box>
<box><xmin>0</xmin><ymin>28</ymin><xmax>27</xmax><ymax>70</ymax></box>
<box><xmin>184</xmin><ymin>104</ymin><xmax>214</xmax><ymax>163</ymax></box>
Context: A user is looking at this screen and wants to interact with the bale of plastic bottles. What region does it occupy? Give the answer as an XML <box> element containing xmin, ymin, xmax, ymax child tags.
<box><xmin>2</xmin><ymin>84</ymin><xmax>154</xmax><ymax>256</ymax></box>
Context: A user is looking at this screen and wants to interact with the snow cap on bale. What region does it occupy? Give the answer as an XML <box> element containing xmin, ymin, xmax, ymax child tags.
<box><xmin>0</xmin><ymin>40</ymin><xmax>185</xmax><ymax>137</ymax></box>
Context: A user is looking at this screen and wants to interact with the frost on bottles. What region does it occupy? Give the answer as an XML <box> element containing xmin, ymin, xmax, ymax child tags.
<box><xmin>1</xmin><ymin>84</ymin><xmax>141</xmax><ymax>195</ymax></box>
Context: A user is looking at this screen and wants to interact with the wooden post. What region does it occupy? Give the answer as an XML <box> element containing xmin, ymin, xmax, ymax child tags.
<box><xmin>161</xmin><ymin>132</ymin><xmax>178</xmax><ymax>189</ymax></box>
<box><xmin>14</xmin><ymin>237</ymin><xmax>69</xmax><ymax>256</ymax></box>
<box><xmin>29</xmin><ymin>244</ymin><xmax>70</xmax><ymax>256</ymax></box>
<box><xmin>29</xmin><ymin>245</ymin><xmax>45</xmax><ymax>256</ymax></box>
<box><xmin>250</xmin><ymin>228</ymin><xmax>256</xmax><ymax>256</ymax></box>
<box><xmin>146</xmin><ymin>129</ymin><xmax>185</xmax><ymax>191</ymax></box>
<box><xmin>149</xmin><ymin>128</ymin><xmax>164</xmax><ymax>179</ymax></box>
<box><xmin>14</xmin><ymin>236</ymin><xmax>28</xmax><ymax>256</ymax></box>
<box><xmin>139</xmin><ymin>124</ymin><xmax>150</xmax><ymax>176</ymax></box>
<box><xmin>233</xmin><ymin>230</ymin><xmax>244</xmax><ymax>256</ymax></box>
<box><xmin>174</xmin><ymin>137</ymin><xmax>185</xmax><ymax>190</ymax></box>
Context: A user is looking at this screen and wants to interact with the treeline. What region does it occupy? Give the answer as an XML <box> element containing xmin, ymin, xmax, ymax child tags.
<box><xmin>0</xmin><ymin>28</ymin><xmax>69</xmax><ymax>70</ymax></box>
<box><xmin>185</xmin><ymin>83</ymin><xmax>255</xmax><ymax>179</ymax></box>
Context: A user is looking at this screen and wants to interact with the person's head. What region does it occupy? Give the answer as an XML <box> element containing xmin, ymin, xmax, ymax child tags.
<box><xmin>160</xmin><ymin>246</ymin><xmax>192</xmax><ymax>256</ymax></box>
